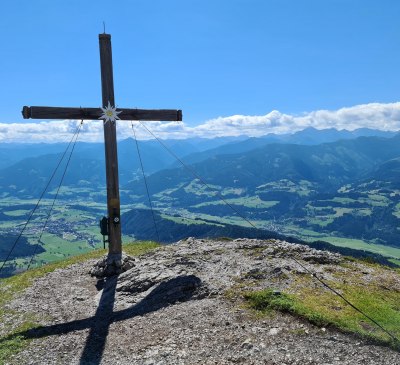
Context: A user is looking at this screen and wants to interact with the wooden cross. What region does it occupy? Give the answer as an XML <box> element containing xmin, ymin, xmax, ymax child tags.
<box><xmin>22</xmin><ymin>33</ymin><xmax>182</xmax><ymax>257</ymax></box>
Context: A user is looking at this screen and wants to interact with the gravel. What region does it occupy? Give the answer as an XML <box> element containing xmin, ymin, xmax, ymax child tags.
<box><xmin>5</xmin><ymin>238</ymin><xmax>400</xmax><ymax>365</ymax></box>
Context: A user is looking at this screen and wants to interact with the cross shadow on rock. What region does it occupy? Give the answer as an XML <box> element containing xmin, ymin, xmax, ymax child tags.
<box><xmin>0</xmin><ymin>275</ymin><xmax>208</xmax><ymax>365</ymax></box>
<box><xmin>116</xmin><ymin>274</ymin><xmax>207</xmax><ymax>320</ymax></box>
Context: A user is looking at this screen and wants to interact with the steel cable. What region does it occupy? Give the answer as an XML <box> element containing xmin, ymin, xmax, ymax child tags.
<box><xmin>0</xmin><ymin>121</ymin><xmax>84</xmax><ymax>275</ymax></box>
<box><xmin>131</xmin><ymin>122</ymin><xmax>160</xmax><ymax>242</ymax></box>
<box><xmin>26</xmin><ymin>121</ymin><xmax>83</xmax><ymax>270</ymax></box>
<box><xmin>138</xmin><ymin>121</ymin><xmax>400</xmax><ymax>346</ymax></box>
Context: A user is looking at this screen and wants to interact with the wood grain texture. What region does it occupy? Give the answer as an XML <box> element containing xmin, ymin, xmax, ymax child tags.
<box><xmin>22</xmin><ymin>106</ymin><xmax>182</xmax><ymax>121</ymax></box>
<box><xmin>99</xmin><ymin>33</ymin><xmax>122</xmax><ymax>255</ymax></box>
<box><xmin>99</xmin><ymin>33</ymin><xmax>115</xmax><ymax>109</ymax></box>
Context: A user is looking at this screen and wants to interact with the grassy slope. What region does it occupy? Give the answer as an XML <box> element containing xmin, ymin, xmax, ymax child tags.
<box><xmin>0</xmin><ymin>241</ymin><xmax>160</xmax><ymax>364</ymax></box>
<box><xmin>244</xmin><ymin>261</ymin><xmax>400</xmax><ymax>350</ymax></box>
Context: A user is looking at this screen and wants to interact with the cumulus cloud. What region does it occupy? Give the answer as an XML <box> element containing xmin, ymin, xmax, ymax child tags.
<box><xmin>1</xmin><ymin>102</ymin><xmax>400</xmax><ymax>143</ymax></box>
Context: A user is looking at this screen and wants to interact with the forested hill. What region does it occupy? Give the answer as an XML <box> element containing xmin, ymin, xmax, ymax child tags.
<box><xmin>126</xmin><ymin>133</ymin><xmax>400</xmax><ymax>194</ymax></box>
<box><xmin>1</xmin><ymin>129</ymin><xmax>398</xmax><ymax>198</ymax></box>
<box><xmin>121</xmin><ymin>208</ymin><xmax>397</xmax><ymax>267</ymax></box>
<box><xmin>124</xmin><ymin>134</ymin><xmax>400</xmax><ymax>249</ymax></box>
<box><xmin>2</xmin><ymin>130</ymin><xmax>400</xmax><ymax>274</ymax></box>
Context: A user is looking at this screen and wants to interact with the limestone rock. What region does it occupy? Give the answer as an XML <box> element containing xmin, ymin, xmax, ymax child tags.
<box><xmin>89</xmin><ymin>253</ymin><xmax>136</xmax><ymax>277</ymax></box>
<box><xmin>6</xmin><ymin>238</ymin><xmax>400</xmax><ymax>365</ymax></box>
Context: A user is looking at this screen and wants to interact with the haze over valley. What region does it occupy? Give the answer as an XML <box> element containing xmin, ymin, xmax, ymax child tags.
<box><xmin>2</xmin><ymin>127</ymin><xmax>400</xmax><ymax>276</ymax></box>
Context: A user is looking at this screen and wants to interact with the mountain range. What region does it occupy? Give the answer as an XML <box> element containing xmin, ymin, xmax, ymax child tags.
<box><xmin>1</xmin><ymin>128</ymin><xmax>397</xmax><ymax>196</ymax></box>
<box><xmin>1</xmin><ymin>127</ymin><xmax>400</xmax><ymax>256</ymax></box>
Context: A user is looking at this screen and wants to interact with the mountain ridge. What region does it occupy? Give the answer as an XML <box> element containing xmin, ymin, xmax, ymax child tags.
<box><xmin>2</xmin><ymin>129</ymin><xmax>400</xmax><ymax>274</ymax></box>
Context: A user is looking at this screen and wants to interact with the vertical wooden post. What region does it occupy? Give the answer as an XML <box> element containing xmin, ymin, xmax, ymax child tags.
<box><xmin>99</xmin><ymin>33</ymin><xmax>122</xmax><ymax>255</ymax></box>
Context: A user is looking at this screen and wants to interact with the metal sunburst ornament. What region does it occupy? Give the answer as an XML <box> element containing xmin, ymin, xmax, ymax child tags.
<box><xmin>99</xmin><ymin>101</ymin><xmax>122</xmax><ymax>123</ymax></box>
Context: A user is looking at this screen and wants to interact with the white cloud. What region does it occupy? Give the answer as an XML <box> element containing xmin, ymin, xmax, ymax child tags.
<box><xmin>1</xmin><ymin>102</ymin><xmax>400</xmax><ymax>143</ymax></box>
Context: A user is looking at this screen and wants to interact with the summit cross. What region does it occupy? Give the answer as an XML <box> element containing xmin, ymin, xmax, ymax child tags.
<box><xmin>22</xmin><ymin>33</ymin><xmax>182</xmax><ymax>256</ymax></box>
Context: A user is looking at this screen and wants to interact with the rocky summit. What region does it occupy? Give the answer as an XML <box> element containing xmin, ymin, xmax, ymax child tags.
<box><xmin>4</xmin><ymin>238</ymin><xmax>400</xmax><ymax>364</ymax></box>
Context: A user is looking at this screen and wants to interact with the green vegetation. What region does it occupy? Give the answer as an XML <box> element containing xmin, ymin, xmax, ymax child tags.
<box><xmin>307</xmin><ymin>217</ymin><xmax>334</xmax><ymax>227</ymax></box>
<box><xmin>2</xmin><ymin>134</ymin><xmax>400</xmax><ymax>277</ymax></box>
<box><xmin>0</xmin><ymin>241</ymin><xmax>159</xmax><ymax>364</ymax></box>
<box><xmin>244</xmin><ymin>269</ymin><xmax>400</xmax><ymax>349</ymax></box>
<box><xmin>3</xmin><ymin>210</ymin><xmax>31</xmax><ymax>217</ymax></box>
<box><xmin>183</xmin><ymin>180</ymin><xmax>219</xmax><ymax>197</ymax></box>
<box><xmin>286</xmin><ymin>226</ymin><xmax>400</xmax><ymax>260</ymax></box>
<box><xmin>0</xmin><ymin>321</ymin><xmax>37</xmax><ymax>365</ymax></box>
<box><xmin>330</xmin><ymin>197</ymin><xmax>357</xmax><ymax>204</ymax></box>
<box><xmin>161</xmin><ymin>214</ymin><xmax>224</xmax><ymax>227</ymax></box>
<box><xmin>192</xmin><ymin>196</ymin><xmax>279</xmax><ymax>209</ymax></box>
<box><xmin>256</xmin><ymin>179</ymin><xmax>314</xmax><ymax>196</ymax></box>
<box><xmin>332</xmin><ymin>207</ymin><xmax>353</xmax><ymax>217</ymax></box>
<box><xmin>245</xmin><ymin>289</ymin><xmax>298</xmax><ymax>313</ymax></box>
<box><xmin>317</xmin><ymin>236</ymin><xmax>400</xmax><ymax>259</ymax></box>
<box><xmin>366</xmin><ymin>194</ymin><xmax>390</xmax><ymax>207</ymax></box>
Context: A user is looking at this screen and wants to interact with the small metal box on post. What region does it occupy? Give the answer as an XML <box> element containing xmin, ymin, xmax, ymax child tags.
<box><xmin>99</xmin><ymin>216</ymin><xmax>109</xmax><ymax>249</ymax></box>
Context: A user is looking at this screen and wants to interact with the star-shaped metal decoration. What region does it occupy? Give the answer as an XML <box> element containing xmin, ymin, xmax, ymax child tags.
<box><xmin>99</xmin><ymin>101</ymin><xmax>122</xmax><ymax>123</ymax></box>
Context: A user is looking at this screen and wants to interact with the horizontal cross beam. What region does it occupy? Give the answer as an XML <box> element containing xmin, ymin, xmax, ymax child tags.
<box><xmin>22</xmin><ymin>106</ymin><xmax>182</xmax><ymax>122</ymax></box>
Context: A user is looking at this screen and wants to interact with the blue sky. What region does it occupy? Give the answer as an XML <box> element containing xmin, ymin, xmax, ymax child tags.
<box><xmin>1</xmin><ymin>0</ymin><xmax>400</xmax><ymax>141</ymax></box>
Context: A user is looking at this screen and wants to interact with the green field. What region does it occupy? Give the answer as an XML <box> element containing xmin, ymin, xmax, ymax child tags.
<box><xmin>0</xmin><ymin>196</ymin><xmax>109</xmax><ymax>275</ymax></box>
<box><xmin>3</xmin><ymin>210</ymin><xmax>31</xmax><ymax>217</ymax></box>
<box><xmin>289</xmin><ymin>226</ymin><xmax>400</xmax><ymax>260</ymax></box>
<box><xmin>192</xmin><ymin>196</ymin><xmax>279</xmax><ymax>209</ymax></box>
<box><xmin>161</xmin><ymin>214</ymin><xmax>224</xmax><ymax>227</ymax></box>
<box><xmin>319</xmin><ymin>236</ymin><xmax>400</xmax><ymax>259</ymax></box>
<box><xmin>2</xmin><ymin>181</ymin><xmax>400</xmax><ymax>276</ymax></box>
<box><xmin>256</xmin><ymin>179</ymin><xmax>315</xmax><ymax>196</ymax></box>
